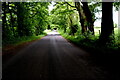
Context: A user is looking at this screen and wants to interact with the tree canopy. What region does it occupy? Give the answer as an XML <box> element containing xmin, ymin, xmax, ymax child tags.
<box><xmin>2</xmin><ymin>1</ymin><xmax>120</xmax><ymax>46</ymax></box>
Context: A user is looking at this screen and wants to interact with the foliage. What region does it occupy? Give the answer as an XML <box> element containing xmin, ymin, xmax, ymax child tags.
<box><xmin>2</xmin><ymin>2</ymin><xmax>120</xmax><ymax>50</ymax></box>
<box><xmin>50</xmin><ymin>2</ymin><xmax>80</xmax><ymax>35</ymax></box>
<box><xmin>2</xmin><ymin>2</ymin><xmax>49</xmax><ymax>46</ymax></box>
<box><xmin>59</xmin><ymin>29</ymin><xmax>120</xmax><ymax>54</ymax></box>
<box><xmin>113</xmin><ymin>2</ymin><xmax>120</xmax><ymax>11</ymax></box>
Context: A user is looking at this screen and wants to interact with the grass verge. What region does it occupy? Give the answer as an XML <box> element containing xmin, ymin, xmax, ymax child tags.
<box><xmin>3</xmin><ymin>34</ymin><xmax>46</xmax><ymax>48</ymax></box>
<box><xmin>59</xmin><ymin>30</ymin><xmax>120</xmax><ymax>63</ymax></box>
<box><xmin>2</xmin><ymin>33</ymin><xmax>47</xmax><ymax>63</ymax></box>
<box><xmin>59</xmin><ymin>30</ymin><xmax>120</xmax><ymax>79</ymax></box>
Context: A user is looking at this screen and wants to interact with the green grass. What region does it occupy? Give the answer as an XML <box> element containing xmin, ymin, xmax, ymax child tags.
<box><xmin>14</xmin><ymin>35</ymin><xmax>45</xmax><ymax>45</ymax></box>
<box><xmin>94</xmin><ymin>27</ymin><xmax>118</xmax><ymax>36</ymax></box>
<box><xmin>3</xmin><ymin>34</ymin><xmax>46</xmax><ymax>48</ymax></box>
<box><xmin>59</xmin><ymin>29</ymin><xmax>120</xmax><ymax>51</ymax></box>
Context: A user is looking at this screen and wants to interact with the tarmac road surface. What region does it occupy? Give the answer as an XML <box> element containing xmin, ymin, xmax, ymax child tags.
<box><xmin>2</xmin><ymin>31</ymin><xmax>106</xmax><ymax>80</ymax></box>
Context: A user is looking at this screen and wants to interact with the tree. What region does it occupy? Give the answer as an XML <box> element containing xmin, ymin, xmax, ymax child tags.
<box><xmin>2</xmin><ymin>2</ymin><xmax>7</xmax><ymax>39</ymax></box>
<box><xmin>99</xmin><ymin>2</ymin><xmax>114</xmax><ymax>44</ymax></box>
<box><xmin>75</xmin><ymin>2</ymin><xmax>87</xmax><ymax>34</ymax></box>
<box><xmin>81</xmin><ymin>1</ymin><xmax>94</xmax><ymax>35</ymax></box>
<box><xmin>51</xmin><ymin>2</ymin><xmax>77</xmax><ymax>34</ymax></box>
<box><xmin>2</xmin><ymin>2</ymin><xmax>50</xmax><ymax>45</ymax></box>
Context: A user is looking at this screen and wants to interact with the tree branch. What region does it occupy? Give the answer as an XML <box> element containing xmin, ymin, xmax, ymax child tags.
<box><xmin>64</xmin><ymin>2</ymin><xmax>75</xmax><ymax>8</ymax></box>
<box><xmin>56</xmin><ymin>2</ymin><xmax>75</xmax><ymax>8</ymax></box>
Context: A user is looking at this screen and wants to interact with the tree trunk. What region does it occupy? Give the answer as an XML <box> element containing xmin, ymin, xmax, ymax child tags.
<box><xmin>81</xmin><ymin>2</ymin><xmax>94</xmax><ymax>35</ymax></box>
<box><xmin>75</xmin><ymin>2</ymin><xmax>87</xmax><ymax>34</ymax></box>
<box><xmin>16</xmin><ymin>2</ymin><xmax>24</xmax><ymax>36</ymax></box>
<box><xmin>67</xmin><ymin>4</ymin><xmax>74</xmax><ymax>35</ymax></box>
<box><xmin>69</xmin><ymin>15</ymin><xmax>74</xmax><ymax>35</ymax></box>
<box><xmin>63</xmin><ymin>15</ymin><xmax>67</xmax><ymax>33</ymax></box>
<box><xmin>118</xmin><ymin>8</ymin><xmax>120</xmax><ymax>39</ymax></box>
<box><xmin>99</xmin><ymin>2</ymin><xmax>114</xmax><ymax>44</ymax></box>
<box><xmin>2</xmin><ymin>2</ymin><xmax>7</xmax><ymax>39</ymax></box>
<box><xmin>9</xmin><ymin>3</ymin><xmax>15</xmax><ymax>37</ymax></box>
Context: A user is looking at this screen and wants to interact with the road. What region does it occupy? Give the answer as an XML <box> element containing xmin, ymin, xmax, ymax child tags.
<box><xmin>2</xmin><ymin>31</ymin><xmax>106</xmax><ymax>80</ymax></box>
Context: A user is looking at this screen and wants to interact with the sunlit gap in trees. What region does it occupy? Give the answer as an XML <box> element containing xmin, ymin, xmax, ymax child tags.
<box><xmin>94</xmin><ymin>6</ymin><xmax>118</xmax><ymax>27</ymax></box>
<box><xmin>48</xmin><ymin>1</ymin><xmax>56</xmax><ymax>14</ymax></box>
<box><xmin>47</xmin><ymin>30</ymin><xmax>60</xmax><ymax>36</ymax></box>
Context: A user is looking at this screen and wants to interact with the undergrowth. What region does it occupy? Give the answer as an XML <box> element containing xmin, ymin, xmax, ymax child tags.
<box><xmin>59</xmin><ymin>30</ymin><xmax>120</xmax><ymax>54</ymax></box>
<box><xmin>3</xmin><ymin>33</ymin><xmax>46</xmax><ymax>48</ymax></box>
